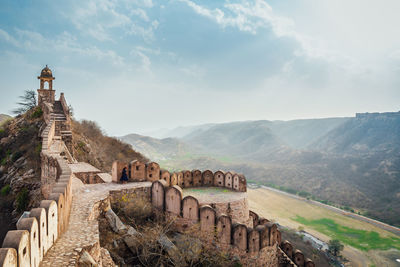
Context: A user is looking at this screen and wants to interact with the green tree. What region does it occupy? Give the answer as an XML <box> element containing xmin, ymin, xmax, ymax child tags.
<box><xmin>328</xmin><ymin>239</ymin><xmax>344</xmax><ymax>256</ymax></box>
<box><xmin>13</xmin><ymin>90</ymin><xmax>37</xmax><ymax>115</ymax></box>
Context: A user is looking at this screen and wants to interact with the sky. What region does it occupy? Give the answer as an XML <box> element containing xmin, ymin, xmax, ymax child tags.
<box><xmin>0</xmin><ymin>0</ymin><xmax>399</xmax><ymax>136</ymax></box>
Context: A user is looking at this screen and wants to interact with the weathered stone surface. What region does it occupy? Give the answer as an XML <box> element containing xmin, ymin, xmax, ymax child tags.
<box><xmin>105</xmin><ymin>209</ymin><xmax>126</xmax><ymax>234</ymax></box>
<box><xmin>78</xmin><ymin>251</ymin><xmax>98</xmax><ymax>267</ymax></box>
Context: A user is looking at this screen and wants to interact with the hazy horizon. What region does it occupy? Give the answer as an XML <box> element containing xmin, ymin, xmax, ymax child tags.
<box><xmin>1</xmin><ymin>0</ymin><xmax>399</xmax><ymax>135</ymax></box>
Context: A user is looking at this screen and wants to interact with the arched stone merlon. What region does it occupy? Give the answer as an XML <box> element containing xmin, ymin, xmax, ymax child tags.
<box><xmin>16</xmin><ymin>218</ymin><xmax>39</xmax><ymax>267</ymax></box>
<box><xmin>265</xmin><ymin>222</ymin><xmax>278</xmax><ymax>246</ymax></box>
<box><xmin>213</xmin><ymin>171</ymin><xmax>225</xmax><ymax>187</ymax></box>
<box><xmin>192</xmin><ymin>170</ymin><xmax>202</xmax><ymax>187</ymax></box>
<box><xmin>130</xmin><ymin>160</ymin><xmax>146</xmax><ymax>182</ymax></box>
<box><xmin>233</xmin><ymin>174</ymin><xmax>240</xmax><ymax>191</ymax></box>
<box><xmin>182</xmin><ymin>170</ymin><xmax>193</xmax><ymax>188</ymax></box>
<box><xmin>238</xmin><ymin>174</ymin><xmax>247</xmax><ymax>192</ymax></box>
<box><xmin>165</xmin><ymin>186</ymin><xmax>183</xmax><ymax>216</ymax></box>
<box><xmin>294</xmin><ymin>249</ymin><xmax>305</xmax><ymax>267</ymax></box>
<box><xmin>111</xmin><ymin>161</ymin><xmax>128</xmax><ymax>183</ymax></box>
<box><xmin>29</xmin><ymin>208</ymin><xmax>46</xmax><ymax>260</ymax></box>
<box><xmin>160</xmin><ymin>170</ymin><xmax>171</xmax><ymax>186</ymax></box>
<box><xmin>281</xmin><ymin>240</ymin><xmax>293</xmax><ymax>259</ymax></box>
<box><xmin>39</xmin><ymin>200</ymin><xmax>58</xmax><ymax>250</ymax></box>
<box><xmin>0</xmin><ymin>248</ymin><xmax>17</xmax><ymax>267</ymax></box>
<box><xmin>170</xmin><ymin>173</ymin><xmax>178</xmax><ymax>186</ymax></box>
<box><xmin>249</xmin><ymin>210</ymin><xmax>259</xmax><ymax>227</ymax></box>
<box><xmin>255</xmin><ymin>225</ymin><xmax>269</xmax><ymax>249</ymax></box>
<box><xmin>224</xmin><ymin>172</ymin><xmax>233</xmax><ymax>189</ymax></box>
<box><xmin>52</xmin><ymin>184</ymin><xmax>69</xmax><ymax>229</ymax></box>
<box><xmin>232</xmin><ymin>223</ymin><xmax>247</xmax><ymax>251</ymax></box>
<box><xmin>2</xmin><ymin>230</ymin><xmax>30</xmax><ymax>267</ymax></box>
<box><xmin>177</xmin><ymin>172</ymin><xmax>184</xmax><ymax>188</ymax></box>
<box><xmin>182</xmin><ymin>196</ymin><xmax>199</xmax><ymax>221</ymax></box>
<box><xmin>276</xmin><ymin>229</ymin><xmax>282</xmax><ymax>246</ymax></box>
<box><xmin>258</xmin><ymin>217</ymin><xmax>270</xmax><ymax>225</ymax></box>
<box><xmin>199</xmin><ymin>205</ymin><xmax>216</xmax><ymax>235</ymax></box>
<box><xmin>151</xmin><ymin>180</ymin><xmax>167</xmax><ymax>211</ymax></box>
<box><xmin>48</xmin><ymin>193</ymin><xmax>65</xmax><ymax>236</ymax></box>
<box><xmin>202</xmin><ymin>170</ymin><xmax>213</xmax><ymax>186</ymax></box>
<box><xmin>305</xmin><ymin>258</ymin><xmax>315</xmax><ymax>267</ymax></box>
<box><xmin>216</xmin><ymin>215</ymin><xmax>231</xmax><ymax>245</ymax></box>
<box><xmin>247</xmin><ymin>228</ymin><xmax>260</xmax><ymax>253</ymax></box>
<box><xmin>146</xmin><ymin>162</ymin><xmax>160</xmax><ymax>182</ymax></box>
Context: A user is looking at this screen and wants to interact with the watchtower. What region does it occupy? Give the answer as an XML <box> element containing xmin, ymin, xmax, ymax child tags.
<box><xmin>37</xmin><ymin>65</ymin><xmax>56</xmax><ymax>107</ymax></box>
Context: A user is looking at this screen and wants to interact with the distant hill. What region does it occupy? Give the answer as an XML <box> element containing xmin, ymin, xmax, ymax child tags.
<box><xmin>182</xmin><ymin>121</ymin><xmax>286</xmax><ymax>161</ymax></box>
<box><xmin>311</xmin><ymin>112</ymin><xmax>400</xmax><ymax>154</ymax></box>
<box><xmin>0</xmin><ymin>114</ymin><xmax>12</xmax><ymax>126</ymax></box>
<box><xmin>120</xmin><ymin>133</ymin><xmax>194</xmax><ymax>161</ymax></box>
<box><xmin>122</xmin><ymin>112</ymin><xmax>400</xmax><ymax>227</ymax></box>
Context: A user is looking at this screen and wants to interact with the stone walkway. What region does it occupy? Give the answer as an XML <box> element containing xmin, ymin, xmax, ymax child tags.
<box><xmin>40</xmin><ymin>181</ymin><xmax>151</xmax><ymax>266</ymax></box>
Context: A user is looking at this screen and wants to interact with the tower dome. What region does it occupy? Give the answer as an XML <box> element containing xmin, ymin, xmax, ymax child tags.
<box><xmin>40</xmin><ymin>65</ymin><xmax>53</xmax><ymax>78</ymax></box>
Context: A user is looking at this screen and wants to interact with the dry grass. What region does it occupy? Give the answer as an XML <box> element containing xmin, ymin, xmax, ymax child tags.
<box><xmin>71</xmin><ymin>119</ymin><xmax>148</xmax><ymax>172</ymax></box>
<box><xmin>101</xmin><ymin>194</ymin><xmax>239</xmax><ymax>267</ymax></box>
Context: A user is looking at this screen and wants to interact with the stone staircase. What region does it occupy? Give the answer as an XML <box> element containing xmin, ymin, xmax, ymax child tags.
<box><xmin>51</xmin><ymin>101</ymin><xmax>67</xmax><ymax>122</ymax></box>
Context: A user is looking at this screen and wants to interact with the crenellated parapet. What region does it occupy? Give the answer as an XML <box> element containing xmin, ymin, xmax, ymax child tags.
<box><xmin>279</xmin><ymin>240</ymin><xmax>315</xmax><ymax>267</ymax></box>
<box><xmin>148</xmin><ymin>179</ymin><xmax>282</xmax><ymax>255</ymax></box>
<box><xmin>112</xmin><ymin>160</ymin><xmax>247</xmax><ymax>192</ymax></box>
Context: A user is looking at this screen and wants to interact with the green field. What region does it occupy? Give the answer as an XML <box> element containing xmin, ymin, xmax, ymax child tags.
<box><xmin>294</xmin><ymin>216</ymin><xmax>400</xmax><ymax>251</ymax></box>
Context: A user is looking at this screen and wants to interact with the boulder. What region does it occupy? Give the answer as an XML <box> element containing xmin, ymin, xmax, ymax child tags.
<box><xmin>105</xmin><ymin>209</ymin><xmax>126</xmax><ymax>234</ymax></box>
<box><xmin>78</xmin><ymin>251</ymin><xmax>98</xmax><ymax>267</ymax></box>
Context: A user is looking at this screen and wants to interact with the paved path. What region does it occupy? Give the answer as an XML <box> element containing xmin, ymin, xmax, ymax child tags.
<box><xmin>40</xmin><ymin>181</ymin><xmax>151</xmax><ymax>266</ymax></box>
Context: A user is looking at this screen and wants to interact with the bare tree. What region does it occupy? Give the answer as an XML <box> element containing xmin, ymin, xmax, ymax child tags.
<box><xmin>12</xmin><ymin>90</ymin><xmax>37</xmax><ymax>115</ymax></box>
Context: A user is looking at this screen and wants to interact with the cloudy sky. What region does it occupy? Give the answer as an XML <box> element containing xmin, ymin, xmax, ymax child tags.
<box><xmin>0</xmin><ymin>0</ymin><xmax>399</xmax><ymax>135</ymax></box>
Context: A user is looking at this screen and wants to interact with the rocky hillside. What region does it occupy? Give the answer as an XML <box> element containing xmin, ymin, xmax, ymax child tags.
<box><xmin>0</xmin><ymin>107</ymin><xmax>44</xmax><ymax>241</ymax></box>
<box><xmin>72</xmin><ymin>120</ymin><xmax>148</xmax><ymax>172</ymax></box>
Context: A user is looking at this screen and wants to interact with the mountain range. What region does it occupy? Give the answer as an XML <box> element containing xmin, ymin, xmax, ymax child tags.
<box><xmin>121</xmin><ymin>112</ymin><xmax>400</xmax><ymax>226</ymax></box>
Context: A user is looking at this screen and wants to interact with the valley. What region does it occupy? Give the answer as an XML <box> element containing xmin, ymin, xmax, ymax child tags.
<box><xmin>247</xmin><ymin>186</ymin><xmax>400</xmax><ymax>267</ymax></box>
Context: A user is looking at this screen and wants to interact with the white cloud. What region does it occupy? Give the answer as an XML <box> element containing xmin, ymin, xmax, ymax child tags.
<box><xmin>180</xmin><ymin>64</ymin><xmax>205</xmax><ymax>78</ymax></box>
<box><xmin>0</xmin><ymin>29</ymin><xmax>21</xmax><ymax>47</ymax></box>
<box><xmin>66</xmin><ymin>0</ymin><xmax>157</xmax><ymax>42</ymax></box>
<box><xmin>130</xmin><ymin>8</ymin><xmax>149</xmax><ymax>21</ymax></box>
<box><xmin>4</xmin><ymin>28</ymin><xmax>125</xmax><ymax>67</ymax></box>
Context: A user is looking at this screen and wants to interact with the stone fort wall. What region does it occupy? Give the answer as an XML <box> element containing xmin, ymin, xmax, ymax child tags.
<box><xmin>112</xmin><ymin>160</ymin><xmax>247</xmax><ymax>192</ymax></box>
<box><xmin>111</xmin><ymin>159</ymin><xmax>316</xmax><ymax>267</ymax></box>
<box><xmin>0</xmin><ymin>95</ymin><xmax>73</xmax><ymax>267</ymax></box>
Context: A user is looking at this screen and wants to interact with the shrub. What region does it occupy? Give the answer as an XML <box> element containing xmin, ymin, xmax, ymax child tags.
<box><xmin>35</xmin><ymin>143</ymin><xmax>42</xmax><ymax>155</ymax></box>
<box><xmin>0</xmin><ymin>185</ymin><xmax>11</xmax><ymax>196</ymax></box>
<box><xmin>16</xmin><ymin>188</ymin><xmax>29</xmax><ymax>212</ymax></box>
<box><xmin>0</xmin><ymin>157</ymin><xmax>7</xmax><ymax>166</ymax></box>
<box><xmin>30</xmin><ymin>107</ymin><xmax>43</xmax><ymax>119</ymax></box>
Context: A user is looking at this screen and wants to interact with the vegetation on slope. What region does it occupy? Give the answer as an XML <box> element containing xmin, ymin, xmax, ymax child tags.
<box><xmin>72</xmin><ymin>120</ymin><xmax>148</xmax><ymax>172</ymax></box>
<box><xmin>0</xmin><ymin>106</ymin><xmax>44</xmax><ymax>241</ymax></box>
